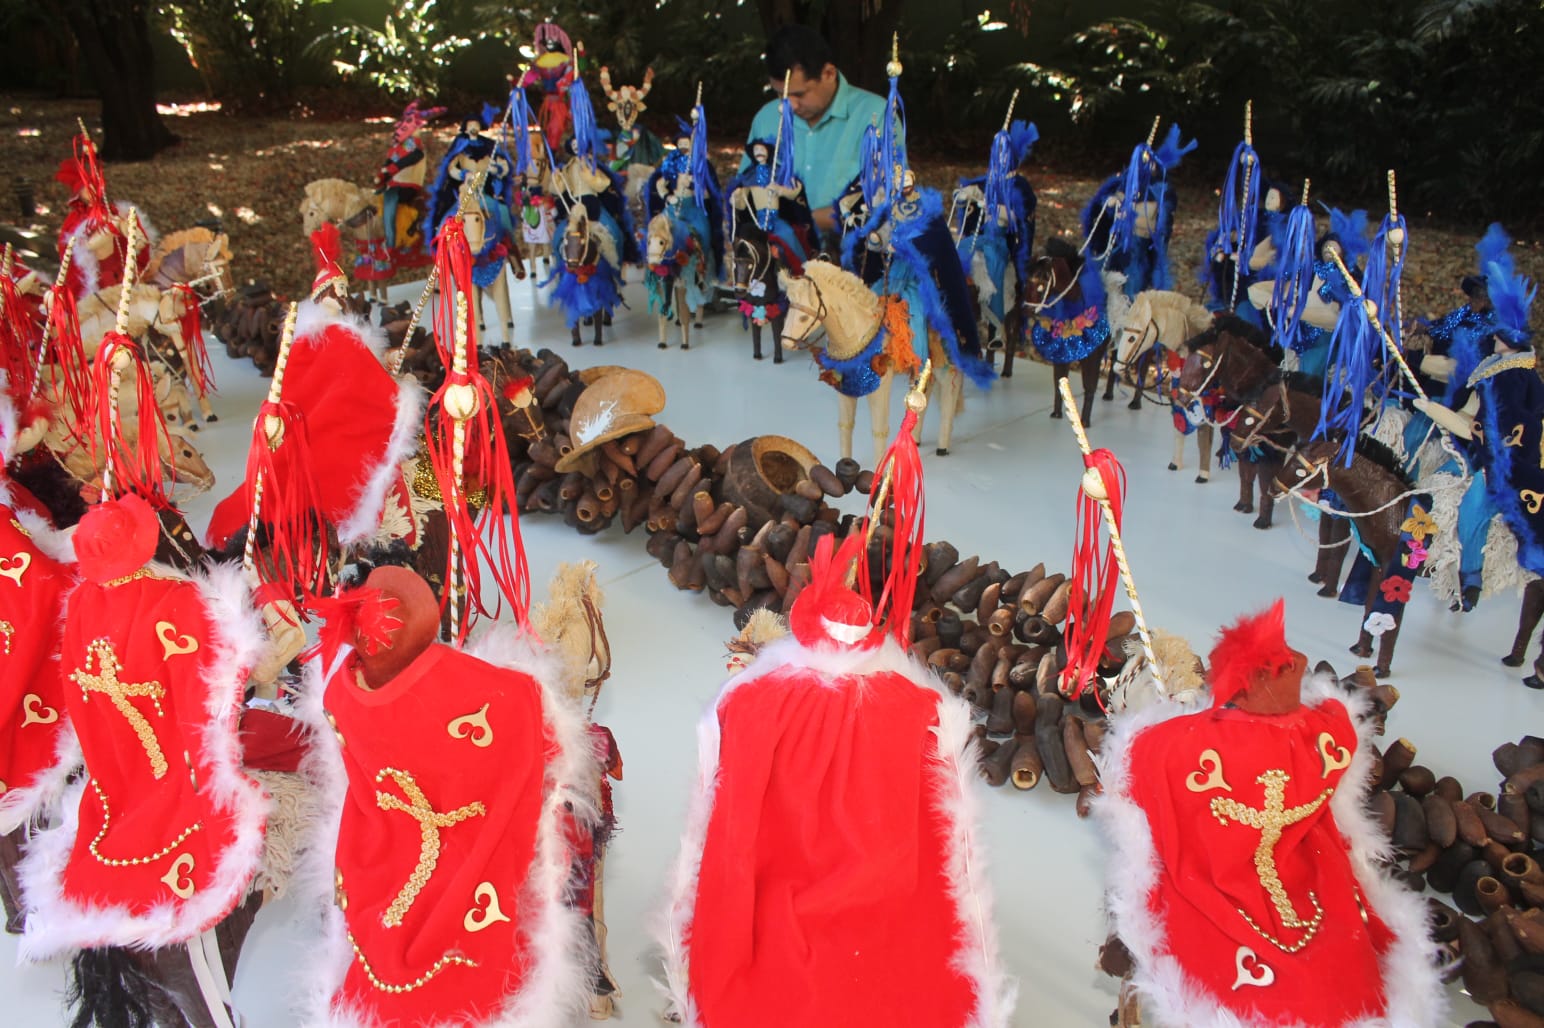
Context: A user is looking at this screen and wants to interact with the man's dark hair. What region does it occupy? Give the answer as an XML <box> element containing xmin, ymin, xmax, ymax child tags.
<box><xmin>765</xmin><ymin>24</ymin><xmax>835</xmax><ymax>80</ymax></box>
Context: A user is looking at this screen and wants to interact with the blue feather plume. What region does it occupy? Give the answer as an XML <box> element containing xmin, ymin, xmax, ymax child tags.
<box><xmin>1007</xmin><ymin>120</ymin><xmax>1039</xmax><ymax>167</ymax></box>
<box><xmin>508</xmin><ymin>86</ymin><xmax>534</xmax><ymax>175</ymax></box>
<box><xmin>1216</xmin><ymin>140</ymin><xmax>1262</xmax><ymax>307</ymax></box>
<box><xmin>858</xmin><ymin>123</ymin><xmax>882</xmax><ymax>209</ymax></box>
<box><xmin>1271</xmin><ymin>200</ymin><xmax>1318</xmax><ymax>347</ymax></box>
<box><xmin>774</xmin><ymin>97</ymin><xmax>797</xmax><ymax>190</ymax></box>
<box><xmin>1475</xmin><ymin>222</ymin><xmax>1513</xmax><ymax>278</ymax></box>
<box><xmin>1153</xmin><ymin>123</ymin><xmax>1197</xmax><ymax>171</ymax></box>
<box><xmin>568</xmin><ymin>74</ymin><xmax>601</xmax><ymax>167</ymax></box>
<box><xmin>880</xmin><ymin>68</ymin><xmax>907</xmax><ymax>200</ymax></box>
<box><xmin>690</xmin><ymin>103</ymin><xmax>713</xmax><ymax>212</ymax></box>
<box><xmin>1316</xmin><ymin>292</ymin><xmax>1379</xmax><ymax>466</ymax></box>
<box><xmin>1111</xmin><ymin>141</ymin><xmax>1154</xmax><ymax>257</ymax></box>
<box><xmin>1325</xmin><ymin>207</ymin><xmax>1372</xmax><ymax>268</ymax></box>
<box><xmin>1363</xmin><ymin>211</ymin><xmax>1408</xmax><ymax>352</ymax></box>
<box><xmin>1487</xmin><ymin>259</ymin><xmax>1537</xmax><ymax>343</ymax></box>
<box><xmin>984</xmin><ymin>129</ymin><xmax>1014</xmax><ymax>229</ymax></box>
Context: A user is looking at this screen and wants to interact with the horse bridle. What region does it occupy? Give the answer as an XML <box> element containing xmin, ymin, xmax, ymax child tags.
<box><xmin>779</xmin><ymin>277</ymin><xmax>830</xmax><ymax>350</ymax></box>
<box><xmin>1279</xmin><ymin>448</ymin><xmax>1331</xmax><ymax>499</ymax></box>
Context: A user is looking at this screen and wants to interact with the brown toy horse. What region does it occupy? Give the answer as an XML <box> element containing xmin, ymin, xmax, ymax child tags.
<box><xmin>1272</xmin><ymin>436</ymin><xmax>1419</xmax><ymax>677</ymax></box>
<box><xmin>1021</xmin><ymin>246</ymin><xmax>1104</xmax><ymax>425</ymax></box>
<box><xmin>1180</xmin><ymin>320</ymin><xmax>1308</xmax><ymax>531</ymax></box>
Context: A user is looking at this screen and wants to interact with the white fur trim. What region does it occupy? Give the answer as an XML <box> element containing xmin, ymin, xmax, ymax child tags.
<box><xmin>1092</xmin><ymin>675</ymin><xmax>1447</xmax><ymax>1028</ymax></box>
<box><xmin>17</xmin><ymin>562</ymin><xmax>271</xmax><ymax>958</ymax></box>
<box><xmin>653</xmin><ymin>636</ymin><xmax>1014</xmax><ymax>1027</ymax></box>
<box><xmin>336</xmin><ymin>377</ymin><xmax>424</xmax><ymax>547</ymax></box>
<box><xmin>0</xmin><ymin>379</ymin><xmax>17</xmax><ymax>465</ymax></box>
<box><xmin>63</xmin><ymin>221</ymin><xmax>100</xmax><ymax>296</ymax></box>
<box><xmin>0</xmin><ymin>724</ymin><xmax>81</xmax><ymax>836</ymax></box>
<box><xmin>293</xmin><ymin>624</ymin><xmax>597</xmax><ymax>1028</ymax></box>
<box><xmin>293</xmin><ymin>300</ymin><xmax>391</xmax><ymax>360</ymax></box>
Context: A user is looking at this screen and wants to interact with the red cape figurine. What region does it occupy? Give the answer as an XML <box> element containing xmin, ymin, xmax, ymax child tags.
<box><xmin>1096</xmin><ymin>600</ymin><xmax>1445</xmax><ymax>1027</ymax></box>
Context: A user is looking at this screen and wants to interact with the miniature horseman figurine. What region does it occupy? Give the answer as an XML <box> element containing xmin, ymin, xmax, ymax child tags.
<box><xmin>1097</xmin><ymin>600</ymin><xmax>1445</xmax><ymax>1027</ymax></box>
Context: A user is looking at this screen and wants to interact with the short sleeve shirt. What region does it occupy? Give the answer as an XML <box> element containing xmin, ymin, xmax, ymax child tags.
<box><xmin>743</xmin><ymin>73</ymin><xmax>888</xmax><ymax>214</ymax></box>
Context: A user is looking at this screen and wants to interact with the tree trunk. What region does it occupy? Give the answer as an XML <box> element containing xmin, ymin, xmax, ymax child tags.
<box><xmin>61</xmin><ymin>0</ymin><xmax>178</xmax><ymax>161</ymax></box>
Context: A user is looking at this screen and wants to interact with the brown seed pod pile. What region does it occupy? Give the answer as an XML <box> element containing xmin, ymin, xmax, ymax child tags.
<box><xmin>1367</xmin><ymin>732</ymin><xmax>1544</xmax><ymax>1026</ymax></box>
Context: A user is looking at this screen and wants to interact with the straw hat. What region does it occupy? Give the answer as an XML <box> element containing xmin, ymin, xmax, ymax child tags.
<box><xmin>555</xmin><ymin>369</ymin><xmax>666</xmax><ymax>473</ymax></box>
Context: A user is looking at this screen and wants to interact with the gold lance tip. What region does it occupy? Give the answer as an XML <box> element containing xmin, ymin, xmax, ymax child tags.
<box><xmin>1300</xmin><ymin>178</ymin><xmax>1311</xmax><ymax>206</ymax></box>
<box><xmin>1387</xmin><ymin>170</ymin><xmax>1399</xmax><ymax>218</ymax></box>
<box><xmin>1244</xmin><ymin>99</ymin><xmax>1253</xmax><ymax>146</ymax></box>
<box><xmin>1146</xmin><ymin>115</ymin><xmax>1161</xmax><ymax>147</ymax></box>
<box><xmin>1002</xmin><ymin>88</ymin><xmax>1020</xmax><ymax>132</ymax></box>
<box><xmin>694</xmin><ymin>80</ymin><xmax>703</xmax><ymax>109</ymax></box>
<box><xmin>886</xmin><ymin>32</ymin><xmax>903</xmax><ymax>78</ymax></box>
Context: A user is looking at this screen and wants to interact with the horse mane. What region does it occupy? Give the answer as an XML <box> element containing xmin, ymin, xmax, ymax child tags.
<box><xmin>530</xmin><ymin>560</ymin><xmax>608</xmax><ymax>706</ymax></box>
<box><xmin>1282</xmin><ymin>370</ymin><xmax>1325</xmax><ymax>398</ymax></box>
<box><xmin>1044</xmin><ymin>235</ymin><xmax>1084</xmax><ymax>274</ymax></box>
<box><xmin>1352</xmin><ymin>433</ymin><xmax>1414</xmax><ymax>487</ymax></box>
<box><xmin>154</xmin><ymin>227</ymin><xmax>217</xmax><ymax>256</ymax></box>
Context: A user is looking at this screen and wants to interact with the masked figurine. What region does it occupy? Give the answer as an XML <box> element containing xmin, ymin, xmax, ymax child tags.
<box><xmin>373</xmin><ymin>100</ymin><xmax>445</xmax><ymax>276</ymax></box>
<box><xmin>517</xmin><ymin>22</ymin><xmax>581</xmax><ymax>151</ymax></box>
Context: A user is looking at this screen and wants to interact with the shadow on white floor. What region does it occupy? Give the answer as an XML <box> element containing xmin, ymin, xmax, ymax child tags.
<box><xmin>3</xmin><ymin>267</ymin><xmax>1524</xmax><ymax>1025</ymax></box>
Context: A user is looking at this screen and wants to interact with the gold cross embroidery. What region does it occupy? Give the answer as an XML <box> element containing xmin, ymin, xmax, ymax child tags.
<box><xmin>71</xmin><ymin>639</ymin><xmax>169</xmax><ymax>779</ymax></box>
<box><xmin>374</xmin><ymin>766</ymin><xmax>486</xmax><ymax>928</ymax></box>
<box><xmin>1210</xmin><ymin>768</ymin><xmax>1332</xmax><ymax>953</ymax></box>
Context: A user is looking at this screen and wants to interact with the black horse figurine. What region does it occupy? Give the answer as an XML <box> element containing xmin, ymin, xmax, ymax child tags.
<box><xmin>729</xmin><ymin>222</ymin><xmax>788</xmax><ymax>364</ymax></box>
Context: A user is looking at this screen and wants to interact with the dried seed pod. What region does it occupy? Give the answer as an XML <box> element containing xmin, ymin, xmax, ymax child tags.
<box><xmin>1063</xmin><ymin>717</ymin><xmax>1099</xmax><ymax>788</ymax></box>
<box><xmin>1036</xmin><ymin>693</ymin><xmax>1076</xmax><ymax>794</ymax></box>
<box><xmin>1399</xmin><ymin>765</ymin><xmax>1437</xmax><ymax>797</ymax></box>
<box><xmin>990</xmin><ymin>651</ymin><xmax>1012</xmax><ymax>691</ymax></box>
<box><xmin>942</xmin><ymin>671</ymin><xmax>966</xmax><ymax>697</ymax></box>
<box><xmin>1019</xmin><ymin>573</ymin><xmax>1063</xmax><ymax>616</ymax></box>
<box><xmin>932</xmin><ymin>556</ymin><xmax>981</xmax><ymax>606</ymax></box>
<box><xmin>654</xmin><ymin>455</ymin><xmax>696</xmax><ymax>500</ymax></box>
<box><xmin>854</xmin><ymin>469</ymin><xmax>875</xmax><ymax>494</ymax></box>
<box><xmin>1000</xmin><ymin>570</ymin><xmax>1030</xmax><ymax>603</ymax></box>
<box><xmin>669</xmin><ymin>462</ymin><xmax>704</xmax><ymax>512</ymax></box>
<box><xmin>809</xmin><ymin>464</ymin><xmax>844</xmax><ymax>497</ymax></box>
<box><xmin>1082</xmin><ymin>718</ymin><xmax>1107</xmax><ymax>754</ymax></box>
<box><xmin>1435</xmin><ymin>776</ymin><xmax>1465</xmax><ymax>803</ymax></box>
<box><xmin>1040</xmin><ymin>579</ymin><xmax>1072</xmax><ymax>625</ymax></box>
<box><xmin>1423</xmin><ymin>793</ymin><xmax>1459</xmax><ymax>848</ymax></box>
<box><xmin>1368</xmin><ymin>790</ymin><xmax>1397</xmax><ymax>836</ymax></box>
<box><xmin>1478</xmin><ymin>807</ymin><xmax>1526</xmax><ymax>848</ymax></box>
<box><xmin>600</xmin><ymin>439</ymin><xmax>636</xmax><ymax>477</ymax></box>
<box><xmin>1380</xmin><ymin>738</ymin><xmax>1417</xmax><ymax>788</ymax></box>
<box><xmin>986</xmin><ymin>687</ymin><xmax>1015</xmax><ymax>735</ymax></box>
<box><xmin>1457</xmin><ymin>916</ymin><xmax>1509</xmax><ymax>1005</ymax></box>
<box><xmin>975</xmin><ymin>581</ymin><xmax>1002</xmax><ymax>626</ymax></box>
<box><xmin>1010</xmin><ymin>736</ymin><xmax>1042</xmax><ymax>790</ymax></box>
<box><xmin>667</xmin><ymin>540</ymin><xmax>695</xmax><ymax>590</ymax></box>
<box><xmin>1390</xmin><ymin>792</ymin><xmax>1430</xmax><ymax>855</ymax></box>
<box><xmin>833</xmin><ymin>458</ymin><xmax>861</xmax><ymax>488</ymax></box>
<box><xmin>980</xmin><ymin>737</ymin><xmax>1017</xmax><ymax>787</ymax></box>
<box><xmin>1454</xmin><ymin>800</ymin><xmax>1490</xmax><ymax>847</ymax></box>
<box><xmin>644</xmin><ymin>440</ymin><xmax>685</xmax><ymax>481</ymax></box>
<box><xmin>1075</xmin><ymin>783</ymin><xmax>1100</xmax><ymax>819</ymax></box>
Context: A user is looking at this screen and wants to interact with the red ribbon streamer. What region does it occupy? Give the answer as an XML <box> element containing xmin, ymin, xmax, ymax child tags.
<box><xmin>1060</xmin><ymin>448</ymin><xmax>1126</xmax><ymax>704</ymax></box>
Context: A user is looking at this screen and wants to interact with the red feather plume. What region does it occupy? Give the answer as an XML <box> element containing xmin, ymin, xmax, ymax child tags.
<box><xmin>1207</xmin><ymin>599</ymin><xmax>1295</xmax><ymax>708</ymax></box>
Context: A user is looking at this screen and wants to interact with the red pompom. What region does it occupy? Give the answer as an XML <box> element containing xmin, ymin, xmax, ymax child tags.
<box><xmin>74</xmin><ymin>493</ymin><xmax>159</xmax><ymax>583</ymax></box>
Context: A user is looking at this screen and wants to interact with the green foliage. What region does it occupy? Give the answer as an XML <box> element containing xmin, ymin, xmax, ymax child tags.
<box><xmin>156</xmin><ymin>0</ymin><xmax>333</xmax><ymax>110</ymax></box>
<box><xmin>323</xmin><ymin>0</ymin><xmax>472</xmax><ymax>100</ymax></box>
<box><xmin>1006</xmin><ymin>0</ymin><xmax>1544</xmax><ymax>222</ymax></box>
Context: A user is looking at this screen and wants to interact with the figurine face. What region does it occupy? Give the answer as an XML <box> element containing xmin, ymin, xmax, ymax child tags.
<box><xmin>751</xmin><ymin>144</ymin><xmax>770</xmax><ymax>166</ymax></box>
<box><xmin>1320</xmin><ymin>238</ymin><xmax>1342</xmax><ymax>260</ymax></box>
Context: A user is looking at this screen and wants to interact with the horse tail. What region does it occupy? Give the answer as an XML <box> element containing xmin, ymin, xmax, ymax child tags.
<box><xmin>65</xmin><ymin>947</ymin><xmax>163</xmax><ymax>1028</ymax></box>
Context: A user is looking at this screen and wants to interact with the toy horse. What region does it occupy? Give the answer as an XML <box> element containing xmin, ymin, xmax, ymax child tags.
<box><xmin>1272</xmin><ymin>436</ymin><xmax>1430</xmax><ymax>677</ymax></box>
<box><xmin>1022</xmin><ymin>241</ymin><xmax>1110</xmax><ymax>426</ymax></box>
<box><xmin>729</xmin><ymin>221</ymin><xmax>790</xmax><ymax>363</ymax></box>
<box><xmin>550</xmin><ymin>205</ymin><xmax>624</xmax><ymax>347</ymax></box>
<box><xmin>645</xmin><ymin>210</ymin><xmax>711</xmax><ymax>350</ymax></box>
<box><xmin>455</xmin><ymin>165</ymin><xmax>524</xmax><ymax>347</ymax></box>
<box><xmin>781</xmin><ymin>260</ymin><xmax>970</xmax><ymax>464</ymax></box>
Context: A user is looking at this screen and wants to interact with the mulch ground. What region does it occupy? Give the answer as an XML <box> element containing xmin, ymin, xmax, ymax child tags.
<box><xmin>2</xmin><ymin>94</ymin><xmax>1539</xmax><ymax>333</ymax></box>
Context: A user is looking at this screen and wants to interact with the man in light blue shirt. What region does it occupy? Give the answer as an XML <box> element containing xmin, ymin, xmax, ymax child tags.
<box><xmin>744</xmin><ymin>26</ymin><xmax>887</xmax><ymax>247</ymax></box>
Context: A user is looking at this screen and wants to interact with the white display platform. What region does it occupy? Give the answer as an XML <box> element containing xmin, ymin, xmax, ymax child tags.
<box><xmin>3</xmin><ymin>267</ymin><xmax>1522</xmax><ymax>1025</ymax></box>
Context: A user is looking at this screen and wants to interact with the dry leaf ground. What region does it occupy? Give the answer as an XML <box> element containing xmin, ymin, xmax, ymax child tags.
<box><xmin>2</xmin><ymin>95</ymin><xmax>1538</xmax><ymax>335</ymax></box>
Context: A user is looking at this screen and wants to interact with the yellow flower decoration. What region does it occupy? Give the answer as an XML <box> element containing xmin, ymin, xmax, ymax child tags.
<box><xmin>1400</xmin><ymin>505</ymin><xmax>1437</xmax><ymax>542</ymax></box>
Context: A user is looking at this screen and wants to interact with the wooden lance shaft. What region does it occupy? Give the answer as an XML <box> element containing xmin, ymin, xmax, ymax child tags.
<box><xmin>1056</xmin><ymin>376</ymin><xmax>1165</xmax><ymax>695</ymax></box>
<box><xmin>101</xmin><ymin>218</ymin><xmax>143</xmax><ymax>497</ymax></box>
<box><xmin>31</xmin><ymin>237</ymin><xmax>77</xmax><ymax>401</ymax></box>
<box><xmin>388</xmin><ymin>264</ymin><xmax>438</xmax><ymax>377</ymax></box>
<box><xmin>243</xmin><ymin>302</ymin><xmax>300</xmax><ymax>577</ymax></box>
<box><xmin>445</xmin><ymin>292</ymin><xmax>474</xmax><ymax>641</ymax></box>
